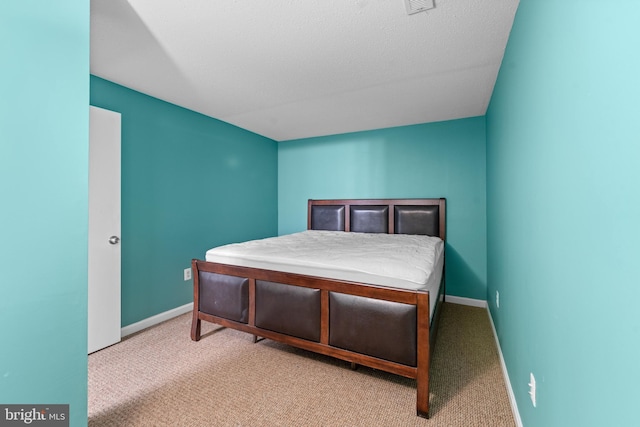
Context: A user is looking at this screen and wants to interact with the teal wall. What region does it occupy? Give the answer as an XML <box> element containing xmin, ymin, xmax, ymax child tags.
<box><xmin>90</xmin><ymin>76</ymin><xmax>278</xmax><ymax>326</ymax></box>
<box><xmin>0</xmin><ymin>1</ymin><xmax>90</xmax><ymax>425</ymax></box>
<box><xmin>278</xmin><ymin>117</ymin><xmax>487</xmax><ymax>300</ymax></box>
<box><xmin>486</xmin><ymin>1</ymin><xmax>640</xmax><ymax>425</ymax></box>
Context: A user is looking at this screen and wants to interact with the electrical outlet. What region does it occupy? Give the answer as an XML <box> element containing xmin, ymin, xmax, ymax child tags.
<box><xmin>496</xmin><ymin>290</ymin><xmax>500</xmax><ymax>308</ymax></box>
<box><xmin>528</xmin><ymin>372</ymin><xmax>537</xmax><ymax>407</ymax></box>
<box><xmin>183</xmin><ymin>267</ymin><xmax>192</xmax><ymax>281</ymax></box>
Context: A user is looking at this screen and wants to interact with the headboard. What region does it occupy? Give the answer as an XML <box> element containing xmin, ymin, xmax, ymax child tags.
<box><xmin>307</xmin><ymin>198</ymin><xmax>445</xmax><ymax>240</ymax></box>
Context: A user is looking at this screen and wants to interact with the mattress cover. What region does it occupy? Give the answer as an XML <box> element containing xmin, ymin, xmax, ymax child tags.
<box><xmin>205</xmin><ymin>230</ymin><xmax>445</xmax><ymax>315</ymax></box>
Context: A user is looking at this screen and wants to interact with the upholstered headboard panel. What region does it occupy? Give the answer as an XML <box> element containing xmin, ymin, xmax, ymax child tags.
<box><xmin>309</xmin><ymin>205</ymin><xmax>345</xmax><ymax>231</ymax></box>
<box><xmin>307</xmin><ymin>198</ymin><xmax>445</xmax><ymax>240</ymax></box>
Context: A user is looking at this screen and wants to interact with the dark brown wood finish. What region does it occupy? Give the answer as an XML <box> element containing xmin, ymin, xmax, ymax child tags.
<box><xmin>248</xmin><ymin>278</ymin><xmax>256</xmax><ymax>327</ymax></box>
<box><xmin>192</xmin><ymin>198</ymin><xmax>445</xmax><ymax>418</ymax></box>
<box><xmin>320</xmin><ymin>289</ymin><xmax>330</xmax><ymax>345</ymax></box>
<box><xmin>416</xmin><ymin>291</ymin><xmax>431</xmax><ymax>417</ymax></box>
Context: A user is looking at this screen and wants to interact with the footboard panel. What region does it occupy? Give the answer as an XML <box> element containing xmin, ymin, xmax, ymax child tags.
<box><xmin>329</xmin><ymin>292</ymin><xmax>417</xmax><ymax>366</ymax></box>
<box><xmin>198</xmin><ymin>271</ymin><xmax>249</xmax><ymax>323</ymax></box>
<box><xmin>255</xmin><ymin>280</ymin><xmax>321</xmax><ymax>342</ymax></box>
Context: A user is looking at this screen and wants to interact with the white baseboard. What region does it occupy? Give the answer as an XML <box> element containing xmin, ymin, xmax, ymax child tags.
<box><xmin>445</xmin><ymin>295</ymin><xmax>487</xmax><ymax>308</ymax></box>
<box><xmin>487</xmin><ymin>308</ymin><xmax>523</xmax><ymax>427</ymax></box>
<box><xmin>121</xmin><ymin>302</ymin><xmax>193</xmax><ymax>338</ymax></box>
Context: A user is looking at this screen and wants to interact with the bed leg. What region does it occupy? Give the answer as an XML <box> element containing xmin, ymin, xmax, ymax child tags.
<box><xmin>416</xmin><ymin>373</ymin><xmax>430</xmax><ymax>419</ymax></box>
<box><xmin>253</xmin><ymin>335</ymin><xmax>258</xmax><ymax>343</ymax></box>
<box><xmin>350</xmin><ymin>362</ymin><xmax>358</xmax><ymax>371</ymax></box>
<box><xmin>416</xmin><ymin>292</ymin><xmax>430</xmax><ymax>419</ymax></box>
<box><xmin>417</xmin><ymin>408</ymin><xmax>430</xmax><ymax>419</ymax></box>
<box><xmin>190</xmin><ymin>259</ymin><xmax>201</xmax><ymax>342</ymax></box>
<box><xmin>190</xmin><ymin>315</ymin><xmax>201</xmax><ymax>341</ymax></box>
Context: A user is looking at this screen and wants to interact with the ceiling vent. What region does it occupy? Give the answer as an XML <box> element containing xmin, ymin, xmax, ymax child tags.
<box><xmin>404</xmin><ymin>0</ymin><xmax>435</xmax><ymax>15</ymax></box>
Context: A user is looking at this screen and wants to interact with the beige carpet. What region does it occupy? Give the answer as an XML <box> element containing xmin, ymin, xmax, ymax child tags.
<box><xmin>89</xmin><ymin>303</ymin><xmax>516</xmax><ymax>426</ymax></box>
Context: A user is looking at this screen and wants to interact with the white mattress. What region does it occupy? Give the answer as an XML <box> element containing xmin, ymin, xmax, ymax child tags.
<box><xmin>205</xmin><ymin>230</ymin><xmax>445</xmax><ymax>317</ymax></box>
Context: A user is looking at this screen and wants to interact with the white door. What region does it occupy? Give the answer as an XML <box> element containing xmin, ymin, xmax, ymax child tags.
<box><xmin>88</xmin><ymin>106</ymin><xmax>122</xmax><ymax>354</ymax></box>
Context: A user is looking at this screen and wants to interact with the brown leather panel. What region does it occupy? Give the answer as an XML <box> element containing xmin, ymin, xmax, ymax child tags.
<box><xmin>199</xmin><ymin>271</ymin><xmax>249</xmax><ymax>323</ymax></box>
<box><xmin>310</xmin><ymin>205</ymin><xmax>345</xmax><ymax>231</ymax></box>
<box><xmin>255</xmin><ymin>280</ymin><xmax>321</xmax><ymax>342</ymax></box>
<box><xmin>394</xmin><ymin>205</ymin><xmax>439</xmax><ymax>236</ymax></box>
<box><xmin>350</xmin><ymin>205</ymin><xmax>389</xmax><ymax>233</ymax></box>
<box><xmin>329</xmin><ymin>292</ymin><xmax>417</xmax><ymax>366</ymax></box>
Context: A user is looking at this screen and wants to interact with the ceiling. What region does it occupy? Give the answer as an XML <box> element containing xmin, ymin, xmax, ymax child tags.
<box><xmin>91</xmin><ymin>0</ymin><xmax>519</xmax><ymax>141</ymax></box>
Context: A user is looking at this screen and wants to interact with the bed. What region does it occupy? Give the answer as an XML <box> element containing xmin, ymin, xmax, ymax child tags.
<box><xmin>191</xmin><ymin>198</ymin><xmax>446</xmax><ymax>417</ymax></box>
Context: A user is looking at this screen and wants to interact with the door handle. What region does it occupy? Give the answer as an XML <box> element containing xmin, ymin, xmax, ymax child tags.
<box><xmin>108</xmin><ymin>236</ymin><xmax>120</xmax><ymax>245</ymax></box>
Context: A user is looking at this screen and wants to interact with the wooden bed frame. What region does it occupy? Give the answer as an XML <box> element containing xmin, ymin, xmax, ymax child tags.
<box><xmin>191</xmin><ymin>198</ymin><xmax>446</xmax><ymax>417</ymax></box>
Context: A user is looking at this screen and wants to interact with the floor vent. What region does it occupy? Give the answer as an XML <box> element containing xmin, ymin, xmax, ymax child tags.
<box><xmin>405</xmin><ymin>0</ymin><xmax>435</xmax><ymax>15</ymax></box>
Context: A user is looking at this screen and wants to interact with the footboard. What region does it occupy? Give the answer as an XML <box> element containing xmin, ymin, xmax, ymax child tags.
<box><xmin>191</xmin><ymin>259</ymin><xmax>436</xmax><ymax>418</ymax></box>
